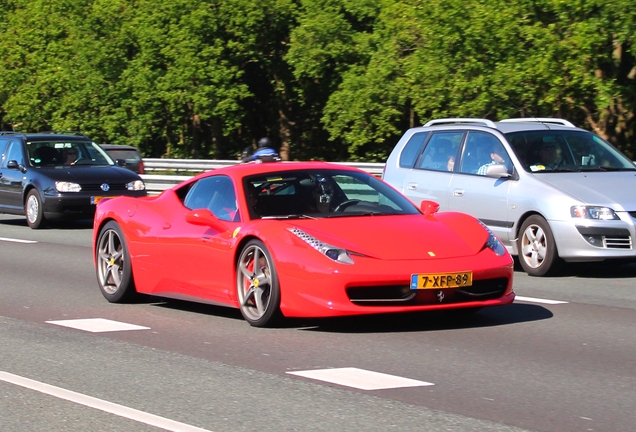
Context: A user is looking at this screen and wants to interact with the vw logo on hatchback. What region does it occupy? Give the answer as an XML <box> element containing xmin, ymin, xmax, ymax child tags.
<box><xmin>100</xmin><ymin>183</ymin><xmax>110</xmax><ymax>192</ymax></box>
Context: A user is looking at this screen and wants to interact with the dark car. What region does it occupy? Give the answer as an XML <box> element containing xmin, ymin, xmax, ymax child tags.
<box><xmin>0</xmin><ymin>131</ymin><xmax>147</xmax><ymax>229</ymax></box>
<box><xmin>99</xmin><ymin>144</ymin><xmax>145</xmax><ymax>174</ymax></box>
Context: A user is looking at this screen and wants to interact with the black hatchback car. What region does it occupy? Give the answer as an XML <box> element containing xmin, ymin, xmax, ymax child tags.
<box><xmin>0</xmin><ymin>131</ymin><xmax>147</xmax><ymax>228</ymax></box>
<box><xmin>99</xmin><ymin>144</ymin><xmax>145</xmax><ymax>174</ymax></box>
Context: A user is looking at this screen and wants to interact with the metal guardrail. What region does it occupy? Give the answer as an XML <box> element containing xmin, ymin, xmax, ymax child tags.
<box><xmin>141</xmin><ymin>158</ymin><xmax>386</xmax><ymax>194</ymax></box>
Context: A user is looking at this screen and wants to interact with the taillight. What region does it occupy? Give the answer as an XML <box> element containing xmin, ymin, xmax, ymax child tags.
<box><xmin>138</xmin><ymin>160</ymin><xmax>145</xmax><ymax>174</ymax></box>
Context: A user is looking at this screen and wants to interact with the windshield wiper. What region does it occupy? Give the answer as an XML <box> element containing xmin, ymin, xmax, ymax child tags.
<box><xmin>261</xmin><ymin>214</ymin><xmax>317</xmax><ymax>220</ymax></box>
<box><xmin>324</xmin><ymin>211</ymin><xmax>386</xmax><ymax>218</ymax></box>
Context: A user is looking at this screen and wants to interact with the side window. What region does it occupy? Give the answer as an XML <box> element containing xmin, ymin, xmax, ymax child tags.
<box><xmin>460</xmin><ymin>132</ymin><xmax>508</xmax><ymax>175</ymax></box>
<box><xmin>183</xmin><ymin>175</ymin><xmax>238</xmax><ymax>222</ymax></box>
<box><xmin>417</xmin><ymin>132</ymin><xmax>462</xmax><ymax>171</ymax></box>
<box><xmin>0</xmin><ymin>139</ymin><xmax>8</xmax><ymax>167</ymax></box>
<box><xmin>4</xmin><ymin>141</ymin><xmax>24</xmax><ymax>167</ymax></box>
<box><xmin>399</xmin><ymin>132</ymin><xmax>429</xmax><ymax>168</ymax></box>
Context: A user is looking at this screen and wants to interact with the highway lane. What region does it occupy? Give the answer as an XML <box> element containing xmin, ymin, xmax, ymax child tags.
<box><xmin>1</xmin><ymin>214</ymin><xmax>635</xmax><ymax>431</ymax></box>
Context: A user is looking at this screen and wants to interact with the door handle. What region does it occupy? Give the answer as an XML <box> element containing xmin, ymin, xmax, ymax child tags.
<box><xmin>453</xmin><ymin>189</ymin><xmax>464</xmax><ymax>197</ymax></box>
<box><xmin>407</xmin><ymin>183</ymin><xmax>417</xmax><ymax>190</ymax></box>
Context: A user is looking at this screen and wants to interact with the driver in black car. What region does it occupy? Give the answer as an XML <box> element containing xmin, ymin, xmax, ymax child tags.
<box><xmin>63</xmin><ymin>147</ymin><xmax>79</xmax><ymax>165</ymax></box>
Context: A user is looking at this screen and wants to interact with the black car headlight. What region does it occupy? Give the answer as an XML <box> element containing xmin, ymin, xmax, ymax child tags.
<box><xmin>571</xmin><ymin>205</ymin><xmax>619</xmax><ymax>220</ymax></box>
<box><xmin>288</xmin><ymin>228</ymin><xmax>354</xmax><ymax>264</ymax></box>
<box><xmin>126</xmin><ymin>180</ymin><xmax>146</xmax><ymax>191</ymax></box>
<box><xmin>55</xmin><ymin>181</ymin><xmax>82</xmax><ymax>192</ymax></box>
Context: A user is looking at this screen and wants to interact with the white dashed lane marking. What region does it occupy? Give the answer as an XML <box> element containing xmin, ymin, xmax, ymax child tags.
<box><xmin>0</xmin><ymin>372</ymin><xmax>210</xmax><ymax>432</ymax></box>
<box><xmin>46</xmin><ymin>318</ymin><xmax>150</xmax><ymax>333</ymax></box>
<box><xmin>0</xmin><ymin>237</ymin><xmax>37</xmax><ymax>244</ymax></box>
<box><xmin>287</xmin><ymin>367</ymin><xmax>434</xmax><ymax>390</ymax></box>
<box><xmin>515</xmin><ymin>296</ymin><xmax>569</xmax><ymax>305</ymax></box>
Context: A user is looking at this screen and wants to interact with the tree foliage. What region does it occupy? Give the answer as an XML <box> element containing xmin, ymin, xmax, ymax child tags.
<box><xmin>1</xmin><ymin>0</ymin><xmax>635</xmax><ymax>161</ymax></box>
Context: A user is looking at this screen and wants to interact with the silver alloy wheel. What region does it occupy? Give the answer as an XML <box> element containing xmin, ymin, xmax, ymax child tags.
<box><xmin>237</xmin><ymin>243</ymin><xmax>273</xmax><ymax>322</ymax></box>
<box><xmin>97</xmin><ymin>228</ymin><xmax>124</xmax><ymax>295</ymax></box>
<box><xmin>26</xmin><ymin>193</ymin><xmax>39</xmax><ymax>225</ymax></box>
<box><xmin>520</xmin><ymin>223</ymin><xmax>547</xmax><ymax>269</ymax></box>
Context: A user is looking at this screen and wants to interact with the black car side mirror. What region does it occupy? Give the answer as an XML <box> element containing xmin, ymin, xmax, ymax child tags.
<box><xmin>115</xmin><ymin>158</ymin><xmax>127</xmax><ymax>167</ymax></box>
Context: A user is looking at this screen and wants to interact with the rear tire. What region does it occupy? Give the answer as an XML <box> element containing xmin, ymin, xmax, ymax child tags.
<box><xmin>518</xmin><ymin>215</ymin><xmax>560</xmax><ymax>276</ymax></box>
<box><xmin>95</xmin><ymin>221</ymin><xmax>137</xmax><ymax>302</ymax></box>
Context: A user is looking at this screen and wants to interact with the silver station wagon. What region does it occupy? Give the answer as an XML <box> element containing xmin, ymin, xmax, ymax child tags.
<box><xmin>382</xmin><ymin>118</ymin><xmax>636</xmax><ymax>276</ymax></box>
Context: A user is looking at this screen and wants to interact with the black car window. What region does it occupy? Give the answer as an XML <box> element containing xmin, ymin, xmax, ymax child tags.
<box><xmin>0</xmin><ymin>139</ymin><xmax>8</xmax><ymax>166</ymax></box>
<box><xmin>399</xmin><ymin>132</ymin><xmax>429</xmax><ymax>168</ymax></box>
<box><xmin>5</xmin><ymin>141</ymin><xmax>24</xmax><ymax>167</ymax></box>
<box><xmin>184</xmin><ymin>175</ymin><xmax>238</xmax><ymax>222</ymax></box>
<box><xmin>105</xmin><ymin>149</ymin><xmax>140</xmax><ymax>162</ymax></box>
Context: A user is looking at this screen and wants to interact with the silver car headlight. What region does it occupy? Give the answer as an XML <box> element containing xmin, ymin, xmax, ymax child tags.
<box><xmin>477</xmin><ymin>220</ymin><xmax>507</xmax><ymax>256</ymax></box>
<box><xmin>126</xmin><ymin>180</ymin><xmax>146</xmax><ymax>191</ymax></box>
<box><xmin>55</xmin><ymin>181</ymin><xmax>82</xmax><ymax>193</ymax></box>
<box><xmin>571</xmin><ymin>206</ymin><xmax>619</xmax><ymax>220</ymax></box>
<box><xmin>288</xmin><ymin>227</ymin><xmax>354</xmax><ymax>264</ymax></box>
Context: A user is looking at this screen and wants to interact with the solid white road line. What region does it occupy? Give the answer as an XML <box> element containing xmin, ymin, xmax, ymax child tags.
<box><xmin>0</xmin><ymin>237</ymin><xmax>37</xmax><ymax>244</ymax></box>
<box><xmin>287</xmin><ymin>367</ymin><xmax>434</xmax><ymax>390</ymax></box>
<box><xmin>46</xmin><ymin>318</ymin><xmax>150</xmax><ymax>333</ymax></box>
<box><xmin>0</xmin><ymin>371</ymin><xmax>211</xmax><ymax>432</ymax></box>
<box><xmin>515</xmin><ymin>296</ymin><xmax>568</xmax><ymax>305</ymax></box>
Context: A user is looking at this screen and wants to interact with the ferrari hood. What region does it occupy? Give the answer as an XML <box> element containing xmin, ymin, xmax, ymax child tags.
<box><xmin>287</xmin><ymin>214</ymin><xmax>489</xmax><ymax>260</ymax></box>
<box><xmin>535</xmin><ymin>172</ymin><xmax>636</xmax><ymax>210</ymax></box>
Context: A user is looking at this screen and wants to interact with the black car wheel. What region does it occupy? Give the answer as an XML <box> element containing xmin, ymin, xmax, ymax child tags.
<box><xmin>25</xmin><ymin>189</ymin><xmax>47</xmax><ymax>229</ymax></box>
<box><xmin>518</xmin><ymin>215</ymin><xmax>560</xmax><ymax>276</ymax></box>
<box><xmin>95</xmin><ymin>221</ymin><xmax>137</xmax><ymax>302</ymax></box>
<box><xmin>236</xmin><ymin>239</ymin><xmax>282</xmax><ymax>327</ymax></box>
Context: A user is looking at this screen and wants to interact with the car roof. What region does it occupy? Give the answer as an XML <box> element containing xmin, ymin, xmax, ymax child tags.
<box><xmin>187</xmin><ymin>161</ymin><xmax>362</xmax><ymax>183</ymax></box>
<box><xmin>23</xmin><ymin>132</ymin><xmax>92</xmax><ymax>141</ymax></box>
<box><xmin>99</xmin><ymin>144</ymin><xmax>140</xmax><ymax>151</ymax></box>
<box><xmin>414</xmin><ymin>117</ymin><xmax>584</xmax><ymax>134</ymax></box>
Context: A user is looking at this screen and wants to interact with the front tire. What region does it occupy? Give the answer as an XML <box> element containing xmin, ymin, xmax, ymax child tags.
<box><xmin>95</xmin><ymin>221</ymin><xmax>137</xmax><ymax>302</ymax></box>
<box><xmin>25</xmin><ymin>189</ymin><xmax>47</xmax><ymax>229</ymax></box>
<box><xmin>518</xmin><ymin>215</ymin><xmax>560</xmax><ymax>276</ymax></box>
<box><xmin>236</xmin><ymin>240</ymin><xmax>282</xmax><ymax>327</ymax></box>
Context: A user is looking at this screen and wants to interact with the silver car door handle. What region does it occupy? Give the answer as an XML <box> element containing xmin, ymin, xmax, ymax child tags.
<box><xmin>453</xmin><ymin>189</ymin><xmax>464</xmax><ymax>197</ymax></box>
<box><xmin>407</xmin><ymin>183</ymin><xmax>417</xmax><ymax>190</ymax></box>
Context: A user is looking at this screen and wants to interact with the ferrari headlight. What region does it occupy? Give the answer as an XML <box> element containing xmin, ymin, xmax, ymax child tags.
<box><xmin>55</xmin><ymin>181</ymin><xmax>82</xmax><ymax>192</ymax></box>
<box><xmin>126</xmin><ymin>180</ymin><xmax>146</xmax><ymax>191</ymax></box>
<box><xmin>477</xmin><ymin>220</ymin><xmax>506</xmax><ymax>256</ymax></box>
<box><xmin>571</xmin><ymin>206</ymin><xmax>619</xmax><ymax>220</ymax></box>
<box><xmin>288</xmin><ymin>228</ymin><xmax>354</xmax><ymax>264</ymax></box>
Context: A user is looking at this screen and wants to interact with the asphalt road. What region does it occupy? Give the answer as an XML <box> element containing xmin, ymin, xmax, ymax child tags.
<box><xmin>0</xmin><ymin>214</ymin><xmax>635</xmax><ymax>432</ymax></box>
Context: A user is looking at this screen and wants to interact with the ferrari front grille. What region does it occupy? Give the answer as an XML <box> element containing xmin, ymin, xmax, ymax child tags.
<box><xmin>346</xmin><ymin>278</ymin><xmax>509</xmax><ymax>306</ymax></box>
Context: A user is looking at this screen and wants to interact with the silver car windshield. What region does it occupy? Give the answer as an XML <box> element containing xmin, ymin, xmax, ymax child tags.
<box><xmin>27</xmin><ymin>141</ymin><xmax>114</xmax><ymax>167</ymax></box>
<box><xmin>506</xmin><ymin>130</ymin><xmax>635</xmax><ymax>172</ymax></box>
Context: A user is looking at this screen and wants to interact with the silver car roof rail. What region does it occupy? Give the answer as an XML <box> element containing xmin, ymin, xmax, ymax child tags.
<box><xmin>422</xmin><ymin>118</ymin><xmax>497</xmax><ymax>128</ymax></box>
<box><xmin>498</xmin><ymin>118</ymin><xmax>576</xmax><ymax>127</ymax></box>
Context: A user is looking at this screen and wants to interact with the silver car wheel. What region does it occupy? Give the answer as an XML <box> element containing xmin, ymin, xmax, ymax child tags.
<box><xmin>521</xmin><ymin>223</ymin><xmax>547</xmax><ymax>269</ymax></box>
<box><xmin>97</xmin><ymin>228</ymin><xmax>125</xmax><ymax>295</ymax></box>
<box><xmin>518</xmin><ymin>215</ymin><xmax>559</xmax><ymax>276</ymax></box>
<box><xmin>26</xmin><ymin>194</ymin><xmax>39</xmax><ymax>224</ymax></box>
<box><xmin>236</xmin><ymin>240</ymin><xmax>281</xmax><ymax>327</ymax></box>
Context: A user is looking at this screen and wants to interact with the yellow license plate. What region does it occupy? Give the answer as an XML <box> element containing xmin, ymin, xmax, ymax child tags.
<box><xmin>91</xmin><ymin>196</ymin><xmax>107</xmax><ymax>205</ymax></box>
<box><xmin>411</xmin><ymin>272</ymin><xmax>473</xmax><ymax>289</ymax></box>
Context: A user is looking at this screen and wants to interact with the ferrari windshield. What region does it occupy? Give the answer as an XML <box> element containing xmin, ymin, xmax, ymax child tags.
<box><xmin>27</xmin><ymin>141</ymin><xmax>114</xmax><ymax>167</ymax></box>
<box><xmin>245</xmin><ymin>169</ymin><xmax>421</xmax><ymax>219</ymax></box>
<box><xmin>505</xmin><ymin>130</ymin><xmax>635</xmax><ymax>172</ymax></box>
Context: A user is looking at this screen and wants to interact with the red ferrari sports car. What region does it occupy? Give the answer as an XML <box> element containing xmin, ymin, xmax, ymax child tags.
<box><xmin>93</xmin><ymin>160</ymin><xmax>514</xmax><ymax>327</ymax></box>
